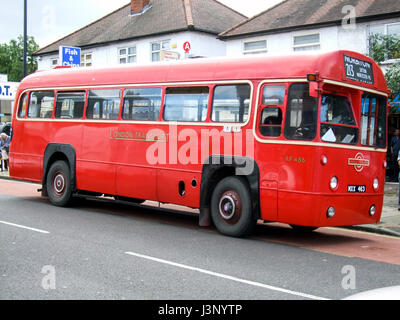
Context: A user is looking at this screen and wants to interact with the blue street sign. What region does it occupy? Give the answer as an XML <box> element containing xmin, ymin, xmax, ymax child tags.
<box><xmin>59</xmin><ymin>46</ymin><xmax>81</xmax><ymax>67</ymax></box>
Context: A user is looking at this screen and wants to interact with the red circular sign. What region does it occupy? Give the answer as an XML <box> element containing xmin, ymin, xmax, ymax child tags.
<box><xmin>183</xmin><ymin>41</ymin><xmax>191</xmax><ymax>53</ymax></box>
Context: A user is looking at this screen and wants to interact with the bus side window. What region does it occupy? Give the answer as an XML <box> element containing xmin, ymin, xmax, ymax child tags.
<box><xmin>211</xmin><ymin>84</ymin><xmax>250</xmax><ymax>123</ymax></box>
<box><xmin>17</xmin><ymin>93</ymin><xmax>28</xmax><ymax>118</ymax></box>
<box><xmin>87</xmin><ymin>89</ymin><xmax>121</xmax><ymax>120</ymax></box>
<box><xmin>55</xmin><ymin>91</ymin><xmax>85</xmax><ymax>119</ymax></box>
<box><xmin>163</xmin><ymin>87</ymin><xmax>209</xmax><ymax>122</ymax></box>
<box><xmin>27</xmin><ymin>91</ymin><xmax>55</xmax><ymax>119</ymax></box>
<box><xmin>284</xmin><ymin>83</ymin><xmax>317</xmax><ymax>141</ymax></box>
<box><xmin>122</xmin><ymin>88</ymin><xmax>162</xmax><ymax>121</ymax></box>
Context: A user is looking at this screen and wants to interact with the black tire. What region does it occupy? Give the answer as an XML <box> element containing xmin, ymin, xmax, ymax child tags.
<box><xmin>290</xmin><ymin>225</ymin><xmax>318</xmax><ymax>233</ymax></box>
<box><xmin>210</xmin><ymin>176</ymin><xmax>256</xmax><ymax>237</ymax></box>
<box><xmin>46</xmin><ymin>160</ymin><xmax>73</xmax><ymax>207</ymax></box>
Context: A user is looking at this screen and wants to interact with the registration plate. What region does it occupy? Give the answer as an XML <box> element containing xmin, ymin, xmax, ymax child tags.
<box><xmin>347</xmin><ymin>185</ymin><xmax>366</xmax><ymax>193</ymax></box>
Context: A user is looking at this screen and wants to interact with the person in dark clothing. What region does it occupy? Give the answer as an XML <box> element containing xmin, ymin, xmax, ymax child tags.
<box><xmin>391</xmin><ymin>129</ymin><xmax>400</xmax><ymax>181</ymax></box>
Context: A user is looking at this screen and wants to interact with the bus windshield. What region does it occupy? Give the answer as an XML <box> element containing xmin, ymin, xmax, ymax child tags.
<box><xmin>320</xmin><ymin>94</ymin><xmax>358</xmax><ymax>145</ymax></box>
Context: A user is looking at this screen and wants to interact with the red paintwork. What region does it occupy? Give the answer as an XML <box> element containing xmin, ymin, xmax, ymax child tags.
<box><xmin>10</xmin><ymin>50</ymin><xmax>389</xmax><ymax>227</ymax></box>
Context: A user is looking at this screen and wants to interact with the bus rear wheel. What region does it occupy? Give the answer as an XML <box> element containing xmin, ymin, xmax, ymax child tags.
<box><xmin>46</xmin><ymin>160</ymin><xmax>73</xmax><ymax>207</ymax></box>
<box><xmin>210</xmin><ymin>176</ymin><xmax>256</xmax><ymax>237</ymax></box>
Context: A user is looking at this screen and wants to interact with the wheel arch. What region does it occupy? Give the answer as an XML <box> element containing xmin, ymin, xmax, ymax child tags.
<box><xmin>42</xmin><ymin>143</ymin><xmax>76</xmax><ymax>197</ymax></box>
<box><xmin>199</xmin><ymin>155</ymin><xmax>260</xmax><ymax>227</ymax></box>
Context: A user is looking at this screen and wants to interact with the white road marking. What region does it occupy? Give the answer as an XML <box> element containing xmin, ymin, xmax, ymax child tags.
<box><xmin>0</xmin><ymin>220</ymin><xmax>50</xmax><ymax>234</ymax></box>
<box><xmin>125</xmin><ymin>251</ymin><xmax>330</xmax><ymax>300</ymax></box>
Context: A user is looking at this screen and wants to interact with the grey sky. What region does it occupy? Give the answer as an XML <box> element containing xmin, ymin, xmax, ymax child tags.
<box><xmin>0</xmin><ymin>0</ymin><xmax>283</xmax><ymax>48</ymax></box>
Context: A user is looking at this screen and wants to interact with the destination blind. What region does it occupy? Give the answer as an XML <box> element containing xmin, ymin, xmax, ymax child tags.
<box><xmin>343</xmin><ymin>55</ymin><xmax>374</xmax><ymax>85</ymax></box>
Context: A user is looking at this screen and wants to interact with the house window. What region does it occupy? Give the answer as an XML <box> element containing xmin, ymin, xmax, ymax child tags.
<box><xmin>293</xmin><ymin>34</ymin><xmax>320</xmax><ymax>51</ymax></box>
<box><xmin>243</xmin><ymin>40</ymin><xmax>267</xmax><ymax>55</ymax></box>
<box><xmin>151</xmin><ymin>40</ymin><xmax>170</xmax><ymax>62</ymax></box>
<box><xmin>51</xmin><ymin>58</ymin><xmax>58</xmax><ymax>68</ymax></box>
<box><xmin>80</xmin><ymin>53</ymin><xmax>92</xmax><ymax>67</ymax></box>
<box><xmin>369</xmin><ymin>22</ymin><xmax>400</xmax><ymax>60</ymax></box>
<box><xmin>369</xmin><ymin>22</ymin><xmax>400</xmax><ymax>37</ymax></box>
<box><xmin>119</xmin><ymin>46</ymin><xmax>137</xmax><ymax>64</ymax></box>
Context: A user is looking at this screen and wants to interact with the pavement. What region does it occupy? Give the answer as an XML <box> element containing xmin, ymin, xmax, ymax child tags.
<box><xmin>1</xmin><ymin>169</ymin><xmax>400</xmax><ymax>237</ymax></box>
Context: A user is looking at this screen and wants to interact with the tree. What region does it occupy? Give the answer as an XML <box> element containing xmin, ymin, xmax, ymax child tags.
<box><xmin>0</xmin><ymin>35</ymin><xmax>39</xmax><ymax>82</ymax></box>
<box><xmin>368</xmin><ymin>33</ymin><xmax>400</xmax><ymax>94</ymax></box>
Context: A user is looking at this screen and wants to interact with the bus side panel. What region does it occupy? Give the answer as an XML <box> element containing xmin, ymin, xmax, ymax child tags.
<box><xmin>114</xmin><ymin>123</ymin><xmax>158</xmax><ymax>201</ymax></box>
<box><xmin>11</xmin><ymin>121</ymin><xmax>49</xmax><ymax>182</ymax></box>
<box><xmin>116</xmin><ymin>165</ymin><xmax>157</xmax><ymax>201</ymax></box>
<box><xmin>157</xmin><ymin>169</ymin><xmax>201</xmax><ymax>207</ymax></box>
<box><xmin>259</xmin><ymin>181</ymin><xmax>278</xmax><ymax>221</ymax></box>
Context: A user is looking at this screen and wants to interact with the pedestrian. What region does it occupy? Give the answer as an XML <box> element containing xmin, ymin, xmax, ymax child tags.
<box><xmin>0</xmin><ymin>133</ymin><xmax>10</xmax><ymax>171</ymax></box>
<box><xmin>391</xmin><ymin>129</ymin><xmax>400</xmax><ymax>181</ymax></box>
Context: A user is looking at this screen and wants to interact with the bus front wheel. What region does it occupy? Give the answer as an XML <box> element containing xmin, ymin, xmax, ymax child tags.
<box><xmin>210</xmin><ymin>176</ymin><xmax>256</xmax><ymax>237</ymax></box>
<box><xmin>46</xmin><ymin>160</ymin><xmax>73</xmax><ymax>207</ymax></box>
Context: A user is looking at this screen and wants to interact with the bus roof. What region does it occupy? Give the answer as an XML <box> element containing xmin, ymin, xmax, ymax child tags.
<box><xmin>20</xmin><ymin>50</ymin><xmax>388</xmax><ymax>93</ymax></box>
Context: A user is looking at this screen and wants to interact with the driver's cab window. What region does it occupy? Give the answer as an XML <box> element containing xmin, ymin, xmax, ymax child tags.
<box><xmin>284</xmin><ymin>83</ymin><xmax>317</xmax><ymax>141</ymax></box>
<box><xmin>259</xmin><ymin>85</ymin><xmax>285</xmax><ymax>137</ymax></box>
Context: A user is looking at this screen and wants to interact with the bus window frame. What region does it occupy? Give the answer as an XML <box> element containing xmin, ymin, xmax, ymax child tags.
<box><xmin>210</xmin><ymin>83</ymin><xmax>252</xmax><ymax>124</ymax></box>
<box><xmin>122</xmin><ymin>86</ymin><xmax>164</xmax><ymax>122</ymax></box>
<box><xmin>319</xmin><ymin>92</ymin><xmax>359</xmax><ymax>146</ymax></box>
<box><xmin>23</xmin><ymin>89</ymin><xmax>57</xmax><ymax>120</ymax></box>
<box><xmin>162</xmin><ymin>85</ymin><xmax>211</xmax><ymax>123</ymax></box>
<box><xmin>17</xmin><ymin>91</ymin><xmax>29</xmax><ymax>119</ymax></box>
<box><xmin>284</xmin><ymin>82</ymin><xmax>319</xmax><ymax>141</ymax></box>
<box><xmin>256</xmin><ymin>83</ymin><xmax>288</xmax><ymax>139</ymax></box>
<box><xmin>360</xmin><ymin>93</ymin><xmax>387</xmax><ymax>148</ymax></box>
<box><xmin>86</xmin><ymin>87</ymin><xmax>123</xmax><ymax>121</ymax></box>
<box><xmin>54</xmin><ymin>89</ymin><xmax>87</xmax><ymax>120</ymax></box>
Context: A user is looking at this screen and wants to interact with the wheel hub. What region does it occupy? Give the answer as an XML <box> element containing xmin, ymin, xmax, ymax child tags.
<box><xmin>219</xmin><ymin>195</ymin><xmax>236</xmax><ymax>220</ymax></box>
<box><xmin>53</xmin><ymin>172</ymin><xmax>65</xmax><ymax>196</ymax></box>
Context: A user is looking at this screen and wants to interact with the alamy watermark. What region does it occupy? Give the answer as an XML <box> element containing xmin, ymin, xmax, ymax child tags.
<box><xmin>126</xmin><ymin>123</ymin><xmax>257</xmax><ymax>175</ymax></box>
<box><xmin>41</xmin><ymin>265</ymin><xmax>56</xmax><ymax>290</ymax></box>
<box><xmin>341</xmin><ymin>265</ymin><xmax>356</xmax><ymax>290</ymax></box>
<box><xmin>342</xmin><ymin>5</ymin><xmax>357</xmax><ymax>30</ymax></box>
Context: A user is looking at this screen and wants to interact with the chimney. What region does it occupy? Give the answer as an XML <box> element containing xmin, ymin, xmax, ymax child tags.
<box><xmin>131</xmin><ymin>0</ymin><xmax>150</xmax><ymax>13</ymax></box>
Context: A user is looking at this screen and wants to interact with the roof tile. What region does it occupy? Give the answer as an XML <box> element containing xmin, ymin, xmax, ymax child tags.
<box><xmin>36</xmin><ymin>0</ymin><xmax>246</xmax><ymax>55</ymax></box>
<box><xmin>219</xmin><ymin>0</ymin><xmax>400</xmax><ymax>38</ymax></box>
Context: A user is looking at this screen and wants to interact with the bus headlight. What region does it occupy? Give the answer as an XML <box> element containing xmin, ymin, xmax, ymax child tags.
<box><xmin>330</xmin><ymin>176</ymin><xmax>338</xmax><ymax>191</ymax></box>
<box><xmin>321</xmin><ymin>155</ymin><xmax>328</xmax><ymax>165</ymax></box>
<box><xmin>369</xmin><ymin>205</ymin><xmax>376</xmax><ymax>217</ymax></box>
<box><xmin>373</xmin><ymin>178</ymin><xmax>379</xmax><ymax>191</ymax></box>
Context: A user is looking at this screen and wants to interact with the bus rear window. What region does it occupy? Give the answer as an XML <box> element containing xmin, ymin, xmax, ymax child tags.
<box><xmin>284</xmin><ymin>83</ymin><xmax>317</xmax><ymax>141</ymax></box>
<box><xmin>320</xmin><ymin>95</ymin><xmax>358</xmax><ymax>145</ymax></box>
<box><xmin>55</xmin><ymin>91</ymin><xmax>85</xmax><ymax>119</ymax></box>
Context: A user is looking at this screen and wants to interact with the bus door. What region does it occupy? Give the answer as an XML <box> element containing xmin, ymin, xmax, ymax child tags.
<box><xmin>255</xmin><ymin>83</ymin><xmax>287</xmax><ymax>221</ymax></box>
